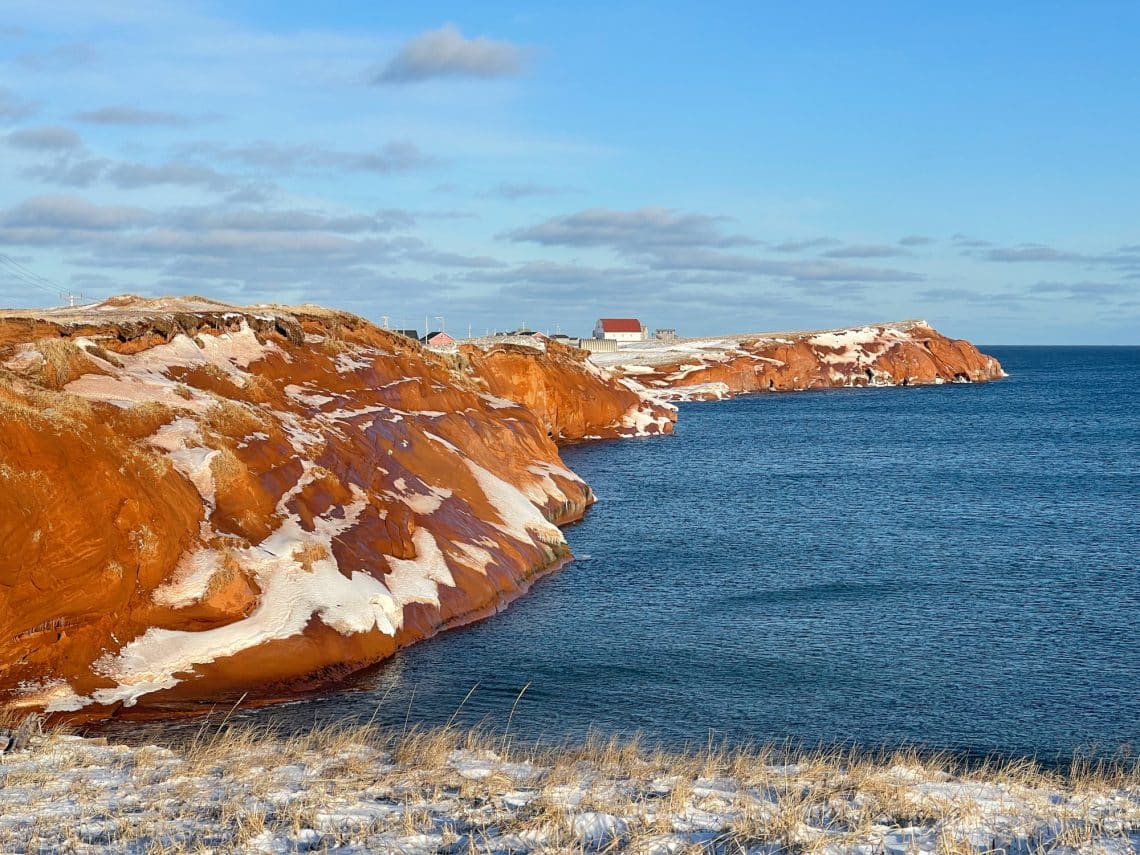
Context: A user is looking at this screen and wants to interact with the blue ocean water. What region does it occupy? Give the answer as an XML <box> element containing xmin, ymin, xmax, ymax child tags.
<box><xmin>126</xmin><ymin>348</ymin><xmax>1140</xmax><ymax>759</ymax></box>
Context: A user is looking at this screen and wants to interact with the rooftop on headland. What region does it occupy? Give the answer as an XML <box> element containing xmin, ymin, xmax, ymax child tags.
<box><xmin>587</xmin><ymin>320</ymin><xmax>932</xmax><ymax>367</ymax></box>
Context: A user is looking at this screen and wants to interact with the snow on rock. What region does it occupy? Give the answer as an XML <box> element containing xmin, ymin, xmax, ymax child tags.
<box><xmin>0</xmin><ymin>296</ymin><xmax>624</xmax><ymax>715</ymax></box>
<box><xmin>462</xmin><ymin>337</ymin><xmax>677</xmax><ymax>441</ymax></box>
<box><xmin>0</xmin><ymin>300</ymin><xmax>998</xmax><ymax>717</ymax></box>
<box><xmin>381</xmin><ymin>528</ymin><xmax>455</xmax><ymax>616</ymax></box>
<box><xmin>593</xmin><ymin>321</ymin><xmax>1005</xmax><ymax>400</ymax></box>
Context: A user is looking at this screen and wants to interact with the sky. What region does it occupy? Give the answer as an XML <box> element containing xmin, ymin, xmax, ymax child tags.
<box><xmin>1</xmin><ymin>1</ymin><xmax>1138</xmax><ymax>344</ymax></box>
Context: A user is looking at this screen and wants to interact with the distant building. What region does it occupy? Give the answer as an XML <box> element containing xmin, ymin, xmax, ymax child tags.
<box><xmin>594</xmin><ymin>318</ymin><xmax>646</xmax><ymax>342</ymax></box>
<box><xmin>420</xmin><ymin>331</ymin><xmax>456</xmax><ymax>346</ymax></box>
<box><xmin>578</xmin><ymin>338</ymin><xmax>618</xmax><ymax>353</ymax></box>
<box><xmin>654</xmin><ymin>328</ymin><xmax>678</xmax><ymax>342</ymax></box>
<box><xmin>393</xmin><ymin>329</ymin><xmax>419</xmax><ymax>340</ymax></box>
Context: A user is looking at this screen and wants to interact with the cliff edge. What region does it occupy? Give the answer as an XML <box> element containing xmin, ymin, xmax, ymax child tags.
<box><xmin>590</xmin><ymin>321</ymin><xmax>1005</xmax><ymax>400</ymax></box>
<box><xmin>0</xmin><ymin>300</ymin><xmax>998</xmax><ymax>719</ymax></box>
<box><xmin>0</xmin><ymin>296</ymin><xmax>673</xmax><ymax>717</ymax></box>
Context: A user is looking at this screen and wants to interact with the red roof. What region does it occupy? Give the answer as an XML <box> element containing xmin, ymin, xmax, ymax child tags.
<box><xmin>598</xmin><ymin>318</ymin><xmax>642</xmax><ymax>332</ymax></box>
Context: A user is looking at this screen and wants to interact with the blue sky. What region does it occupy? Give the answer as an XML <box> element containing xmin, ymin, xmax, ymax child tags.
<box><xmin>1</xmin><ymin>1</ymin><xmax>1137</xmax><ymax>343</ymax></box>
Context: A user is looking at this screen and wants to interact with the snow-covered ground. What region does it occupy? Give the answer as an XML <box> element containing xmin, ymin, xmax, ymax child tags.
<box><xmin>1</xmin><ymin>726</ymin><xmax>1136</xmax><ymax>853</ymax></box>
<box><xmin>587</xmin><ymin>322</ymin><xmax>928</xmax><ymax>372</ymax></box>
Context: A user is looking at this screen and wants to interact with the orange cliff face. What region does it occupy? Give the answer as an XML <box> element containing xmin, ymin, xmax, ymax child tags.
<box><xmin>0</xmin><ymin>297</ymin><xmax>672</xmax><ymax>718</ymax></box>
<box><xmin>590</xmin><ymin>322</ymin><xmax>1006</xmax><ymax>401</ymax></box>
<box><xmin>462</xmin><ymin>338</ymin><xmax>676</xmax><ymax>441</ymax></box>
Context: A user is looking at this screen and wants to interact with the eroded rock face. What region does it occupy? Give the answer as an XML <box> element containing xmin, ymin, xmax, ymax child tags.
<box><xmin>590</xmin><ymin>322</ymin><xmax>1005</xmax><ymax>400</ymax></box>
<box><xmin>462</xmin><ymin>339</ymin><xmax>676</xmax><ymax>441</ymax></box>
<box><xmin>0</xmin><ymin>297</ymin><xmax>672</xmax><ymax>717</ymax></box>
<box><xmin>0</xmin><ymin>302</ymin><xmax>993</xmax><ymax>719</ymax></box>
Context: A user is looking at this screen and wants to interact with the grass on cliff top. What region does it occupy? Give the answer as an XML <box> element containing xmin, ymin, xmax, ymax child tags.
<box><xmin>2</xmin><ymin>711</ymin><xmax>1137</xmax><ymax>853</ymax></box>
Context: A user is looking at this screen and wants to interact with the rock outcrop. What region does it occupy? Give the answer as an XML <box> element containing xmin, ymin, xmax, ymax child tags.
<box><xmin>0</xmin><ymin>301</ymin><xmax>997</xmax><ymax>720</ymax></box>
<box><xmin>461</xmin><ymin>339</ymin><xmax>674</xmax><ymax>441</ymax></box>
<box><xmin>590</xmin><ymin>321</ymin><xmax>1005</xmax><ymax>401</ymax></box>
<box><xmin>0</xmin><ymin>297</ymin><xmax>673</xmax><ymax>717</ymax></box>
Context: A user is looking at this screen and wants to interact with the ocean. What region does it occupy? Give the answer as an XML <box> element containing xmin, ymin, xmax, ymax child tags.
<box><xmin>111</xmin><ymin>347</ymin><xmax>1140</xmax><ymax>760</ymax></box>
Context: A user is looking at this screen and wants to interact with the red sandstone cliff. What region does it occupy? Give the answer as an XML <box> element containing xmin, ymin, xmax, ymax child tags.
<box><xmin>0</xmin><ymin>301</ymin><xmax>996</xmax><ymax>719</ymax></box>
<box><xmin>0</xmin><ymin>297</ymin><xmax>672</xmax><ymax>717</ymax></box>
<box><xmin>590</xmin><ymin>321</ymin><xmax>1005</xmax><ymax>400</ymax></box>
<box><xmin>462</xmin><ymin>339</ymin><xmax>674</xmax><ymax>441</ymax></box>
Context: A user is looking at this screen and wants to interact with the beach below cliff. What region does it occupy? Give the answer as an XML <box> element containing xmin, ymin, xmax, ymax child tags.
<box><xmin>2</xmin><ymin>722</ymin><xmax>1137</xmax><ymax>854</ymax></box>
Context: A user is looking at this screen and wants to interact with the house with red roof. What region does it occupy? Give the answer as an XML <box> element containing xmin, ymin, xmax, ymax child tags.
<box><xmin>420</xmin><ymin>330</ymin><xmax>456</xmax><ymax>347</ymax></box>
<box><xmin>593</xmin><ymin>318</ymin><xmax>646</xmax><ymax>342</ymax></box>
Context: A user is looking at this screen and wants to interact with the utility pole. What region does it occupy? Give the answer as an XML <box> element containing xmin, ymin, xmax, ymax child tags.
<box><xmin>435</xmin><ymin>315</ymin><xmax>445</xmax><ymax>334</ymax></box>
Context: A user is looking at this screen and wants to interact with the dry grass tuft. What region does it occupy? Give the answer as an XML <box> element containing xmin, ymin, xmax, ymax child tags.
<box><xmin>208</xmin><ymin>445</ymin><xmax>245</xmax><ymax>490</ymax></box>
<box><xmin>242</xmin><ymin>373</ymin><xmax>280</xmax><ymax>405</ymax></box>
<box><xmin>291</xmin><ymin>540</ymin><xmax>330</xmax><ymax>572</ymax></box>
<box><xmin>2</xmin><ymin>713</ymin><xmax>1136</xmax><ymax>855</ymax></box>
<box><xmin>32</xmin><ymin>338</ymin><xmax>106</xmax><ymax>389</ymax></box>
<box><xmin>202</xmin><ymin>399</ymin><xmax>269</xmax><ymax>439</ymax></box>
<box><xmin>393</xmin><ymin>725</ymin><xmax>463</xmax><ymax>769</ymax></box>
<box><xmin>114</xmin><ymin>400</ymin><xmax>176</xmax><ymax>439</ymax></box>
<box><xmin>84</xmin><ymin>343</ymin><xmax>124</xmax><ymax>367</ymax></box>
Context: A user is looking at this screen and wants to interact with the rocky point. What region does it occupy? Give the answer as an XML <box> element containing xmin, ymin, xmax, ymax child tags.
<box><xmin>0</xmin><ymin>298</ymin><xmax>1001</xmax><ymax>719</ymax></box>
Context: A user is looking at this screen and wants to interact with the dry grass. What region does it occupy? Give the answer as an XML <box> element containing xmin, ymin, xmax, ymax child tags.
<box><xmin>114</xmin><ymin>400</ymin><xmax>176</xmax><ymax>439</ymax></box>
<box><xmin>32</xmin><ymin>337</ymin><xmax>107</xmax><ymax>389</ymax></box>
<box><xmin>84</xmin><ymin>343</ymin><xmax>124</xmax><ymax>368</ymax></box>
<box><xmin>290</xmin><ymin>540</ymin><xmax>330</xmax><ymax>572</ymax></box>
<box><xmin>242</xmin><ymin>373</ymin><xmax>281</xmax><ymax>405</ymax></box>
<box><xmin>0</xmin><ymin>717</ymin><xmax>1136</xmax><ymax>853</ymax></box>
<box><xmin>207</xmin><ymin>445</ymin><xmax>245</xmax><ymax>490</ymax></box>
<box><xmin>201</xmin><ymin>398</ymin><xmax>269</xmax><ymax>439</ymax></box>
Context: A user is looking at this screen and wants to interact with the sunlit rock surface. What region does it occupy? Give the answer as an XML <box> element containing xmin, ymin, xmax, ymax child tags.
<box><xmin>0</xmin><ymin>301</ymin><xmax>996</xmax><ymax>719</ymax></box>
<box><xmin>590</xmin><ymin>321</ymin><xmax>1005</xmax><ymax>401</ymax></box>
<box><xmin>0</xmin><ymin>296</ymin><xmax>673</xmax><ymax>717</ymax></box>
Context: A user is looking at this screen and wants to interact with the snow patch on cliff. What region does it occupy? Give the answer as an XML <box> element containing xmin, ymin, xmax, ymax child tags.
<box><xmin>667</xmin><ymin>382</ymin><xmax>732</xmax><ymax>401</ymax></box>
<box><xmin>381</xmin><ymin>529</ymin><xmax>456</xmax><ymax>614</ymax></box>
<box><xmin>148</xmin><ymin>418</ymin><xmax>218</xmax><ymax>506</ymax></box>
<box><xmin>284</xmin><ymin>384</ymin><xmax>337</xmax><ymax>409</ymax></box>
<box><xmin>808</xmin><ymin>325</ymin><xmax>906</xmax><ymax>369</ymax></box>
<box><xmin>151</xmin><ymin>548</ymin><xmax>227</xmax><ymax>609</ymax></box>
<box><xmin>47</xmin><ymin>484</ymin><xmax>398</xmax><ymax>711</ymax></box>
<box><xmin>399</xmin><ymin>483</ymin><xmax>453</xmax><ymax>516</ymax></box>
<box><xmin>61</xmin><ymin>322</ymin><xmax>274</xmax><ymax>412</ymax></box>
<box><xmin>465</xmin><ymin>460</ymin><xmax>563</xmax><ymax>545</ymax></box>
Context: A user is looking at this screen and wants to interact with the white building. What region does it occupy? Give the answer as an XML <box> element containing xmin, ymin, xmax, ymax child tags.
<box><xmin>593</xmin><ymin>318</ymin><xmax>646</xmax><ymax>342</ymax></box>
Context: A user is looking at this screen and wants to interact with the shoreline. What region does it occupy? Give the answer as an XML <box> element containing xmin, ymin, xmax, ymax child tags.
<box><xmin>0</xmin><ymin>299</ymin><xmax>1005</xmax><ymax>721</ymax></box>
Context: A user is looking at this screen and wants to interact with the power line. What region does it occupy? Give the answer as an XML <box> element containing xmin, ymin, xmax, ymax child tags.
<box><xmin>0</xmin><ymin>255</ymin><xmax>61</xmax><ymax>297</ymax></box>
<box><xmin>0</xmin><ymin>254</ymin><xmax>89</xmax><ymax>306</ymax></box>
